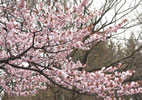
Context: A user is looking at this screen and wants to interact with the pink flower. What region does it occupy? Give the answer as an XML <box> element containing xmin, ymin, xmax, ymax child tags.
<box><xmin>81</xmin><ymin>0</ymin><xmax>89</xmax><ymax>6</ymax></box>
<box><xmin>18</xmin><ymin>0</ymin><xmax>25</xmax><ymax>9</ymax></box>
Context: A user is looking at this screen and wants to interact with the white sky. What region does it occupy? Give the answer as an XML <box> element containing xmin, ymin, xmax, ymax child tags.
<box><xmin>90</xmin><ymin>0</ymin><xmax>142</xmax><ymax>42</ymax></box>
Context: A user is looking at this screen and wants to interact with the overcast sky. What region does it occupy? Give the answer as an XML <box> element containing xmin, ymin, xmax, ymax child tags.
<box><xmin>92</xmin><ymin>0</ymin><xmax>142</xmax><ymax>40</ymax></box>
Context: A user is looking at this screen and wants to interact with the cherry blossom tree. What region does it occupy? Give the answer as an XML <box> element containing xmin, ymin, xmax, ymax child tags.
<box><xmin>0</xmin><ymin>0</ymin><xmax>142</xmax><ymax>100</ymax></box>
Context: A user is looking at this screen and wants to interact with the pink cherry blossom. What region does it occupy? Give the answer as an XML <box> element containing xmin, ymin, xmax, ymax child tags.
<box><xmin>0</xmin><ymin>0</ymin><xmax>141</xmax><ymax>100</ymax></box>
